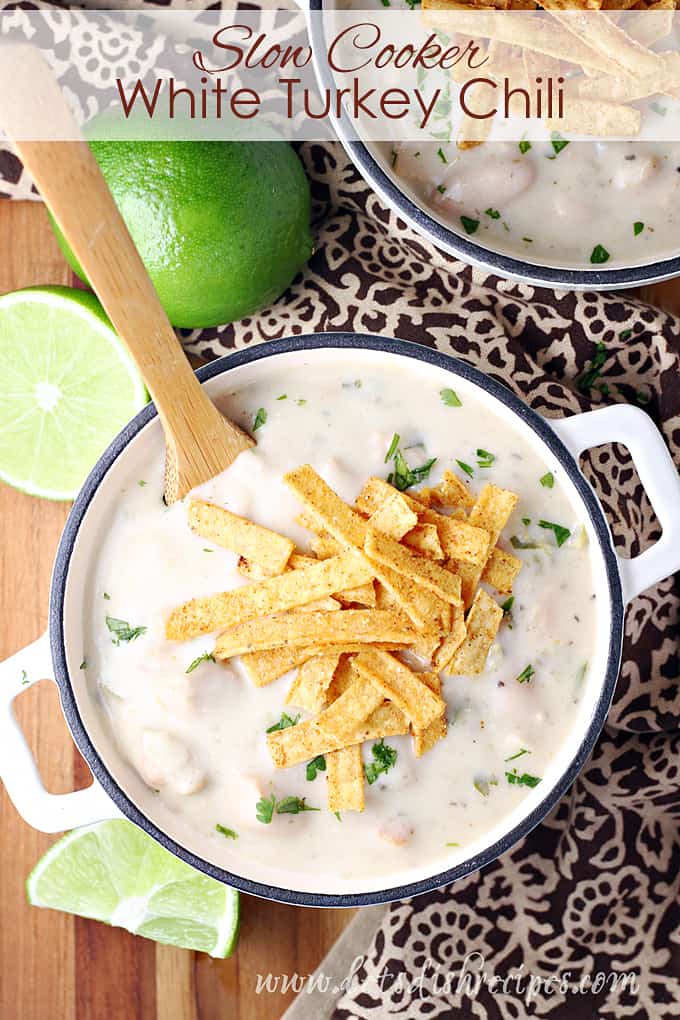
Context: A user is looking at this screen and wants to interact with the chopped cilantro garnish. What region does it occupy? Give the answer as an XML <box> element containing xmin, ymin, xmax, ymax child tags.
<box><xmin>636</xmin><ymin>389</ymin><xmax>651</xmax><ymax>405</ymax></box>
<box><xmin>538</xmin><ymin>519</ymin><xmax>570</xmax><ymax>546</ymax></box>
<box><xmin>203</xmin><ymin>547</ymin><xmax>214</xmax><ymax>553</ymax></box>
<box><xmin>384</xmin><ymin>432</ymin><xmax>400</xmax><ymax>464</ymax></box>
<box><xmin>550</xmin><ymin>131</ymin><xmax>569</xmax><ymax>154</ymax></box>
<box><xmin>633</xmin><ymin>221</ymin><xmax>644</xmax><ymax>236</ymax></box>
<box><xmin>476</xmin><ymin>448</ymin><xmax>495</xmax><ymax>468</ymax></box>
<box><xmin>79</xmin><ymin>659</ymin><xmax>87</xmax><ymax>670</ymax></box>
<box><xmin>277</xmin><ymin>394</ymin><xmax>287</xmax><ymax>401</ymax></box>
<box><xmin>506</xmin><ymin>769</ymin><xmax>541</xmax><ymax>788</ymax></box>
<box><xmin>296</xmin><ymin>398</ymin><xmax>307</xmax><ymax>406</ymax></box>
<box><xmin>485</xmin><ymin>208</ymin><xmax>501</xmax><ymax>219</ymax></box>
<box><xmin>390</xmin><ymin>149</ymin><xmax>398</xmax><ymax>168</ymax></box>
<box><xmin>21</xmin><ymin>669</ymin><xmax>29</xmax><ymax>685</ymax></box>
<box><xmin>266</xmin><ymin>712</ymin><xmax>300</xmax><ymax>734</ymax></box>
<box><xmin>334</xmin><ymin>811</ymin><xmax>342</xmax><ymax>821</ymax></box>
<box><xmin>440</xmin><ymin>388</ymin><xmax>462</xmax><ymax>407</ymax></box>
<box><xmin>138</xmin><ymin>480</ymin><xmax>146</xmax><ymax>487</ymax></box>
<box><xmin>460</xmin><ymin>215</ymin><xmax>479</xmax><ymax>235</ymax></box>
<box><xmin>386</xmin><ymin>440</ymin><xmax>436</xmax><ymax>492</ymax></box>
<box><xmin>105</xmin><ymin>616</ymin><xmax>147</xmax><ymax>645</ymax></box>
<box><xmin>619</xmin><ymin>329</ymin><xmax>633</xmax><ymax>341</ymax></box>
<box><xmin>445</xmin><ymin>841</ymin><xmax>460</xmax><ymax>846</ymax></box>
<box><xmin>539</xmin><ymin>471</ymin><xmax>554</xmax><ymax>489</ymax></box>
<box><xmin>275</xmin><ymin>796</ymin><xmax>320</xmax><ymax>815</ymax></box>
<box><xmin>253</xmin><ymin>407</ymin><xmax>267</xmax><ymax>431</ymax></box>
<box><xmin>505</xmin><ymin>748</ymin><xmax>530</xmax><ymax>762</ymax></box>
<box><xmin>510</xmin><ymin>535</ymin><xmax>540</xmax><ymax>550</ymax></box>
<box><xmin>215</xmin><ymin>823</ymin><xmax>238</xmax><ymax>839</ymax></box>
<box><xmin>577</xmin><ymin>341</ymin><xmax>607</xmax><ymax>393</ymax></box>
<box><xmin>103</xmin><ymin>592</ymin><xmax>111</xmax><ymax>600</ymax></box>
<box><xmin>437</xmin><ymin>147</ymin><xmax>448</xmax><ymax>163</ymax></box>
<box><xmin>501</xmin><ymin>596</ymin><xmax>514</xmax><ymax>616</ymax></box>
<box><xmin>590</xmin><ymin>244</ymin><xmax>610</xmax><ymax>265</ymax></box>
<box><xmin>650</xmin><ymin>101</ymin><xmax>666</xmax><ymax>116</ymax></box>
<box><xmin>306</xmin><ymin>755</ymin><xmax>327</xmax><ymax>781</ymax></box>
<box><xmin>516</xmin><ymin>664</ymin><xmax>536</xmax><ymax>684</ymax></box>
<box><xmin>456</xmin><ymin>459</ymin><xmax>474</xmax><ymax>478</ymax></box>
<box><xmin>436</xmin><ymin>184</ymin><xmax>446</xmax><ymax>195</ymax></box>
<box><xmin>186</xmin><ymin>651</ymin><xmax>215</xmax><ymax>673</ymax></box>
<box><xmin>256</xmin><ymin>793</ymin><xmax>276</xmax><ymax>824</ymax></box>
<box><xmin>364</xmin><ymin>739</ymin><xmax>397</xmax><ymax>785</ymax></box>
<box><xmin>519</xmin><ymin>139</ymin><xmax>531</xmax><ymax>154</ymax></box>
<box><xmin>405</xmin><ymin>0</ymin><xmax>421</xmax><ymax>8</ymax></box>
<box><xmin>522</xmin><ymin>517</ymin><xmax>531</xmax><ymax>526</ymax></box>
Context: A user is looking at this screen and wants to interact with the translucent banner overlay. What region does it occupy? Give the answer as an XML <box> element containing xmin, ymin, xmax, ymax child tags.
<box><xmin>1</xmin><ymin>8</ymin><xmax>680</xmax><ymax>143</ymax></box>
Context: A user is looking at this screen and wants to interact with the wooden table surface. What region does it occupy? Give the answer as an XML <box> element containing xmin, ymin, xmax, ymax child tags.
<box><xmin>0</xmin><ymin>200</ymin><xmax>354</xmax><ymax>1020</ymax></box>
<box><xmin>2</xmin><ymin>199</ymin><xmax>679</xmax><ymax>1020</ymax></box>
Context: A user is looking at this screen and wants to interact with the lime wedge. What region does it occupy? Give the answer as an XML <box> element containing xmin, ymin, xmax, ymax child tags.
<box><xmin>0</xmin><ymin>286</ymin><xmax>147</xmax><ymax>500</ymax></box>
<box><xmin>27</xmin><ymin>820</ymin><xmax>240</xmax><ymax>958</ymax></box>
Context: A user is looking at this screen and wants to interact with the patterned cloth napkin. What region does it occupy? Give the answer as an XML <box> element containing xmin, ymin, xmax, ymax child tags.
<box><xmin>1</xmin><ymin>8</ymin><xmax>679</xmax><ymax>1014</ymax></box>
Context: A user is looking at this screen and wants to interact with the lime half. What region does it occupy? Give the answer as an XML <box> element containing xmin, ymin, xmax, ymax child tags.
<box><xmin>27</xmin><ymin>820</ymin><xmax>240</xmax><ymax>957</ymax></box>
<box><xmin>0</xmin><ymin>286</ymin><xmax>147</xmax><ymax>500</ymax></box>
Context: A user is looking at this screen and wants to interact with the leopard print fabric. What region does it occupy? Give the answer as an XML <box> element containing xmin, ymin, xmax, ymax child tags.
<box><xmin>1</xmin><ymin>11</ymin><xmax>679</xmax><ymax>1012</ymax></box>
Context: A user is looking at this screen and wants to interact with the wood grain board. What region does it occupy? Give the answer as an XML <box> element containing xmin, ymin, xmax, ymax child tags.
<box><xmin>1</xmin><ymin>199</ymin><xmax>676</xmax><ymax>1020</ymax></box>
<box><xmin>0</xmin><ymin>200</ymin><xmax>354</xmax><ymax>1020</ymax></box>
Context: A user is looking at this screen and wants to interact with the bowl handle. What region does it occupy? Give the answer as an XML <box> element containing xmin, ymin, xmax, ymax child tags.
<box><xmin>551</xmin><ymin>405</ymin><xmax>680</xmax><ymax>604</ymax></box>
<box><xmin>0</xmin><ymin>632</ymin><xmax>121</xmax><ymax>832</ymax></box>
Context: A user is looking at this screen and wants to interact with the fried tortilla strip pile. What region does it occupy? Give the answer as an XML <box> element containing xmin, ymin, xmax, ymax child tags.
<box><xmin>420</xmin><ymin>0</ymin><xmax>679</xmax><ymax>143</ymax></box>
<box><xmin>167</xmin><ymin>460</ymin><xmax>527</xmax><ymax>814</ymax></box>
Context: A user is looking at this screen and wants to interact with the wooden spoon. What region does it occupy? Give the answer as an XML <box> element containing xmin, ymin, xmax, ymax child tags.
<box><xmin>0</xmin><ymin>46</ymin><xmax>254</xmax><ymax>503</ymax></box>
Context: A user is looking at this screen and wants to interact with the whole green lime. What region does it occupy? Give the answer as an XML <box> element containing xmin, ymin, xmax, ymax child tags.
<box><xmin>52</xmin><ymin>140</ymin><xmax>313</xmax><ymax>328</ymax></box>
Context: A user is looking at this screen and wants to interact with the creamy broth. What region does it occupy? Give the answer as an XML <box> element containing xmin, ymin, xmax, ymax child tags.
<box><xmin>85</xmin><ymin>362</ymin><xmax>597</xmax><ymax>882</ymax></box>
<box><xmin>383</xmin><ymin>139</ymin><xmax>680</xmax><ymax>268</ymax></box>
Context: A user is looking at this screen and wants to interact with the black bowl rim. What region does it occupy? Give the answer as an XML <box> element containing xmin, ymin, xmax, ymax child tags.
<box><xmin>50</xmin><ymin>333</ymin><xmax>623</xmax><ymax>907</ymax></box>
<box><xmin>306</xmin><ymin>0</ymin><xmax>680</xmax><ymax>290</ymax></box>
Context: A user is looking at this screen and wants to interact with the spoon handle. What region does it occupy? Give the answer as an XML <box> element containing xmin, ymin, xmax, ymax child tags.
<box><xmin>0</xmin><ymin>46</ymin><xmax>252</xmax><ymax>501</ymax></box>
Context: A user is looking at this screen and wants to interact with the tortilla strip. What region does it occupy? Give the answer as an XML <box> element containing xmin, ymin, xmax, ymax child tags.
<box><xmin>267</xmin><ymin>700</ymin><xmax>408</xmax><ymax>768</ymax></box>
<box><xmin>370</xmin><ymin>561</ymin><xmax>440</xmax><ymax>631</ymax></box>
<box><xmin>413</xmin><ymin>673</ymin><xmax>448</xmax><ymax>758</ymax></box>
<box><xmin>546</xmin><ymin>98</ymin><xmax>641</xmax><ymax>136</ymax></box>
<box><xmin>436</xmin><ymin>516</ymin><xmax>490</xmax><ymax>565</ymax></box>
<box><xmin>310</xmin><ymin>534</ymin><xmax>343</xmax><ymax>559</ymax></box>
<box><xmin>369</xmin><ymin>491</ymin><xmax>419</xmax><ymax>540</ymax></box>
<box><xmin>482</xmin><ymin>547</ymin><xmax>523</xmax><ymax>594</ymax></box>
<box><xmin>334</xmin><ymin>581</ymin><xmax>377</xmax><ymax>607</ymax></box>
<box><xmin>428</xmin><ymin>470</ymin><xmax>475</xmax><ymax>509</ymax></box>
<box><xmin>446</xmin><ymin>589</ymin><xmax>504</xmax><ymax>676</ymax></box>
<box><xmin>421</xmin><ymin>5</ymin><xmax>627</xmax><ymax>75</ymax></box>
<box><xmin>548</xmin><ymin>8</ymin><xmax>666</xmax><ymax>76</ymax></box>
<box><xmin>327</xmin><ymin>746</ymin><xmax>365</xmax><ymax>812</ymax></box>
<box><xmin>166</xmin><ymin>550</ymin><xmax>373</xmax><ymax>639</ymax></box>
<box><xmin>315</xmin><ymin>676</ymin><xmax>385</xmax><ymax>743</ymax></box>
<box><xmin>286</xmin><ymin>652</ymin><xmax>341</xmax><ymax>713</ymax></box>
<box><xmin>289</xmin><ymin>553</ymin><xmax>318</xmax><ymax>570</ymax></box>
<box><xmin>403</xmin><ymin>523</ymin><xmax>445</xmax><ymax>561</ymax></box>
<box><xmin>450</xmin><ymin>483</ymin><xmax>519</xmax><ymax>605</ymax></box>
<box><xmin>188</xmin><ymin>500</ymin><xmax>294</xmax><ymax>575</ymax></box>
<box><xmin>365</xmin><ymin>527</ymin><xmax>463</xmax><ymax>606</ymax></box>
<box><xmin>432</xmin><ymin>602</ymin><xmax>468</xmax><ymax>673</ymax></box>
<box><xmin>214</xmin><ymin>610</ymin><xmax>417</xmax><ymax>658</ymax></box>
<box><xmin>295</xmin><ymin>596</ymin><xmax>342</xmax><ymax>613</ymax></box>
<box><xmin>357</xmin><ymin>701</ymin><xmax>409</xmax><ymax>739</ymax></box>
<box><xmin>242</xmin><ymin>642</ymin><xmax>402</xmax><ymax>688</ymax></box>
<box><xmin>353</xmin><ymin>650</ymin><xmax>446</xmax><ymax>731</ymax></box>
<box><xmin>285</xmin><ymin>465</ymin><xmax>367</xmax><ymax>549</ymax></box>
<box><xmin>241</xmin><ymin>644</ymin><xmax>321</xmax><ymax>687</ymax></box>
<box><xmin>356</xmin><ymin>476</ymin><xmax>399</xmax><ymax>516</ymax></box>
<box><xmin>577</xmin><ymin>57</ymin><xmax>680</xmax><ymax>102</ymax></box>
